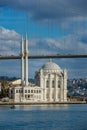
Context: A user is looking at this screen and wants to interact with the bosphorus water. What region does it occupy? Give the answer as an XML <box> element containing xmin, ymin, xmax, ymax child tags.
<box><xmin>0</xmin><ymin>104</ymin><xmax>87</xmax><ymax>130</ymax></box>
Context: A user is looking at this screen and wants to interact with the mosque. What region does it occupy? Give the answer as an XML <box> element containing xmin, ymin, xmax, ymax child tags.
<box><xmin>9</xmin><ymin>36</ymin><xmax>67</xmax><ymax>102</ymax></box>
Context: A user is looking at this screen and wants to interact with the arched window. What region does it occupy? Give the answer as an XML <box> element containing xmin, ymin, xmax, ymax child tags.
<box><xmin>16</xmin><ymin>90</ymin><xmax>18</xmax><ymax>93</ymax></box>
<box><xmin>28</xmin><ymin>95</ymin><xmax>30</xmax><ymax>98</ymax></box>
<box><xmin>25</xmin><ymin>90</ymin><xmax>27</xmax><ymax>93</ymax></box>
<box><xmin>28</xmin><ymin>90</ymin><xmax>30</xmax><ymax>93</ymax></box>
<box><xmin>52</xmin><ymin>80</ymin><xmax>55</xmax><ymax>88</ymax></box>
<box><xmin>58</xmin><ymin>80</ymin><xmax>61</xmax><ymax>88</ymax></box>
<box><xmin>46</xmin><ymin>80</ymin><xmax>49</xmax><ymax>88</ymax></box>
<box><xmin>31</xmin><ymin>90</ymin><xmax>33</xmax><ymax>93</ymax></box>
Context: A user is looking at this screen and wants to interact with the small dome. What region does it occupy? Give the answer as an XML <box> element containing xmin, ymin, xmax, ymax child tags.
<box><xmin>42</xmin><ymin>60</ymin><xmax>61</xmax><ymax>70</ymax></box>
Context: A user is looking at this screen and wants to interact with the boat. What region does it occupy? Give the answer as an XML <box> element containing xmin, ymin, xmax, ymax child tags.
<box><xmin>10</xmin><ymin>105</ymin><xmax>15</xmax><ymax>109</ymax></box>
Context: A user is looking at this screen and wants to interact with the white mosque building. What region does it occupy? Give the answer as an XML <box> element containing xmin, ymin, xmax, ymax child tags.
<box><xmin>9</xmin><ymin>36</ymin><xmax>67</xmax><ymax>103</ymax></box>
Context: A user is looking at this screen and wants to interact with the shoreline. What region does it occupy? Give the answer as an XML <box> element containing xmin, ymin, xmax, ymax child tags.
<box><xmin>0</xmin><ymin>101</ymin><xmax>86</xmax><ymax>105</ymax></box>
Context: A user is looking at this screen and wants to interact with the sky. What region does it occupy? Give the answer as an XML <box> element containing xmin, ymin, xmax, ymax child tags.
<box><xmin>0</xmin><ymin>0</ymin><xmax>87</xmax><ymax>79</ymax></box>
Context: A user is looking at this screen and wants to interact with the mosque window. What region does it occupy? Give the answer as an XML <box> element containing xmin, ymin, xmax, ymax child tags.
<box><xmin>28</xmin><ymin>90</ymin><xmax>30</xmax><ymax>93</ymax></box>
<box><xmin>52</xmin><ymin>80</ymin><xmax>55</xmax><ymax>88</ymax></box>
<box><xmin>28</xmin><ymin>95</ymin><xmax>30</xmax><ymax>98</ymax></box>
<box><xmin>16</xmin><ymin>90</ymin><xmax>18</xmax><ymax>93</ymax></box>
<box><xmin>25</xmin><ymin>90</ymin><xmax>27</xmax><ymax>93</ymax></box>
<box><xmin>31</xmin><ymin>90</ymin><xmax>33</xmax><ymax>93</ymax></box>
<box><xmin>46</xmin><ymin>80</ymin><xmax>49</xmax><ymax>88</ymax></box>
<box><xmin>37</xmin><ymin>90</ymin><xmax>38</xmax><ymax>93</ymax></box>
<box><xmin>25</xmin><ymin>95</ymin><xmax>27</xmax><ymax>98</ymax></box>
<box><xmin>58</xmin><ymin>80</ymin><xmax>61</xmax><ymax>88</ymax></box>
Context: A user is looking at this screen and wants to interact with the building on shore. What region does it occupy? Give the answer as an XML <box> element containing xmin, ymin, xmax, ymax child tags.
<box><xmin>9</xmin><ymin>36</ymin><xmax>67</xmax><ymax>102</ymax></box>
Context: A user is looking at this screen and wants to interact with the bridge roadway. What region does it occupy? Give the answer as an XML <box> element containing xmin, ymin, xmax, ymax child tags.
<box><xmin>0</xmin><ymin>54</ymin><xmax>87</xmax><ymax>60</ymax></box>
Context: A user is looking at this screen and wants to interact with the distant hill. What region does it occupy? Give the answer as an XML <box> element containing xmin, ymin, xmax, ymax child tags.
<box><xmin>68</xmin><ymin>78</ymin><xmax>87</xmax><ymax>97</ymax></box>
<box><xmin>0</xmin><ymin>76</ymin><xmax>18</xmax><ymax>81</ymax></box>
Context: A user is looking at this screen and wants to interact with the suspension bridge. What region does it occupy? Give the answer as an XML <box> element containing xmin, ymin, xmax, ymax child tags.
<box><xmin>0</xmin><ymin>54</ymin><xmax>87</xmax><ymax>60</ymax></box>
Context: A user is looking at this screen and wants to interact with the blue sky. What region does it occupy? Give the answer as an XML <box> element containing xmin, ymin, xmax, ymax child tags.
<box><xmin>0</xmin><ymin>0</ymin><xmax>87</xmax><ymax>79</ymax></box>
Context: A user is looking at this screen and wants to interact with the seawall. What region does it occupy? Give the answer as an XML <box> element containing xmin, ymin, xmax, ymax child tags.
<box><xmin>0</xmin><ymin>101</ymin><xmax>86</xmax><ymax>105</ymax></box>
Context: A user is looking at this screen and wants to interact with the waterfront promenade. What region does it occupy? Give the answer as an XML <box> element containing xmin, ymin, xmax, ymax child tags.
<box><xmin>0</xmin><ymin>101</ymin><xmax>86</xmax><ymax>105</ymax></box>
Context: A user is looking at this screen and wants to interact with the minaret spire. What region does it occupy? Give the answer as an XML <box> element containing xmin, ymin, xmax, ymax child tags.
<box><xmin>25</xmin><ymin>33</ymin><xmax>28</xmax><ymax>86</ymax></box>
<box><xmin>21</xmin><ymin>36</ymin><xmax>24</xmax><ymax>86</ymax></box>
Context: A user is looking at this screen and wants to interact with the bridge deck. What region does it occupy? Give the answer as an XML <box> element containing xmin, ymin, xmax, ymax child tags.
<box><xmin>0</xmin><ymin>54</ymin><xmax>87</xmax><ymax>60</ymax></box>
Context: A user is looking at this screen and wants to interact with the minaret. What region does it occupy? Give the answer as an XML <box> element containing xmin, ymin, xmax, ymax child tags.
<box><xmin>21</xmin><ymin>36</ymin><xmax>24</xmax><ymax>87</ymax></box>
<box><xmin>24</xmin><ymin>33</ymin><xmax>28</xmax><ymax>86</ymax></box>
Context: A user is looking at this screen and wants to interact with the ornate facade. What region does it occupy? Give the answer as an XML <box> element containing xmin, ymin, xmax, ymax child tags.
<box><xmin>35</xmin><ymin>60</ymin><xmax>67</xmax><ymax>102</ymax></box>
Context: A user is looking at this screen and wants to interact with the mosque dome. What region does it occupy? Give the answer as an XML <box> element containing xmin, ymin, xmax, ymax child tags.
<box><xmin>41</xmin><ymin>59</ymin><xmax>61</xmax><ymax>70</ymax></box>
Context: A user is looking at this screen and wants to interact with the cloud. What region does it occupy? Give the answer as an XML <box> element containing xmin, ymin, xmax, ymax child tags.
<box><xmin>29</xmin><ymin>32</ymin><xmax>87</xmax><ymax>55</ymax></box>
<box><xmin>0</xmin><ymin>0</ymin><xmax>87</xmax><ymax>22</ymax></box>
<box><xmin>0</xmin><ymin>26</ymin><xmax>21</xmax><ymax>55</ymax></box>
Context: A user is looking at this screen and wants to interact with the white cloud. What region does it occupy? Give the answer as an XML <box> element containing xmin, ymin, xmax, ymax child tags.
<box><xmin>0</xmin><ymin>27</ymin><xmax>20</xmax><ymax>40</ymax></box>
<box><xmin>29</xmin><ymin>33</ymin><xmax>87</xmax><ymax>55</ymax></box>
<box><xmin>0</xmin><ymin>26</ymin><xmax>21</xmax><ymax>55</ymax></box>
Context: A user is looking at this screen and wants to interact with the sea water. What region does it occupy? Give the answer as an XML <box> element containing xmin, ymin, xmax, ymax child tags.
<box><xmin>0</xmin><ymin>104</ymin><xmax>87</xmax><ymax>130</ymax></box>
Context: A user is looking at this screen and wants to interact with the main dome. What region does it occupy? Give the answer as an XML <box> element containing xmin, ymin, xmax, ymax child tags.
<box><xmin>42</xmin><ymin>61</ymin><xmax>61</xmax><ymax>70</ymax></box>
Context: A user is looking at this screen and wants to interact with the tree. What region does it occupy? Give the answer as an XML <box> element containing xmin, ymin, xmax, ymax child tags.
<box><xmin>0</xmin><ymin>80</ymin><xmax>9</xmax><ymax>98</ymax></box>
